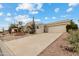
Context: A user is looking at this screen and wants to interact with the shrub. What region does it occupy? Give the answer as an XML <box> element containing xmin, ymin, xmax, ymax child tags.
<box><xmin>71</xmin><ymin>24</ymin><xmax>78</xmax><ymax>30</ymax></box>
<box><xmin>67</xmin><ymin>30</ymin><xmax>79</xmax><ymax>52</ymax></box>
<box><xmin>8</xmin><ymin>24</ymin><xmax>17</xmax><ymax>34</ymax></box>
<box><xmin>66</xmin><ymin>20</ymin><xmax>78</xmax><ymax>32</ymax></box>
<box><xmin>66</xmin><ymin>24</ymin><xmax>71</xmax><ymax>32</ymax></box>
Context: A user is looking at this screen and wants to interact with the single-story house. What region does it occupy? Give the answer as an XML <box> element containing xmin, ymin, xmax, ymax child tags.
<box><xmin>24</xmin><ymin>20</ymin><xmax>70</xmax><ymax>33</ymax></box>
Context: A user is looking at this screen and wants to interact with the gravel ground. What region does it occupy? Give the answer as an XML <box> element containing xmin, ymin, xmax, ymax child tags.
<box><xmin>39</xmin><ymin>32</ymin><xmax>79</xmax><ymax>56</ymax></box>
<box><xmin>0</xmin><ymin>33</ymin><xmax>35</xmax><ymax>41</ymax></box>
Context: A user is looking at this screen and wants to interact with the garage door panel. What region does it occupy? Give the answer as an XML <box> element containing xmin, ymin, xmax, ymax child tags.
<box><xmin>48</xmin><ymin>25</ymin><xmax>66</xmax><ymax>33</ymax></box>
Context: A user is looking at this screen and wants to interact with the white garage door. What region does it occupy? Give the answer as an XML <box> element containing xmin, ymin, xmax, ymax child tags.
<box><xmin>48</xmin><ymin>25</ymin><xmax>66</xmax><ymax>33</ymax></box>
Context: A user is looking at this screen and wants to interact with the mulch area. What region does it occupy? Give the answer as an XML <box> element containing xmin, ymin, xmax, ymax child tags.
<box><xmin>39</xmin><ymin>32</ymin><xmax>79</xmax><ymax>56</ymax></box>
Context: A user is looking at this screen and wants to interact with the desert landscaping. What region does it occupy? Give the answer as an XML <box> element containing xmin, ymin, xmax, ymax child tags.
<box><xmin>0</xmin><ymin>19</ymin><xmax>79</xmax><ymax>56</ymax></box>
<box><xmin>0</xmin><ymin>3</ymin><xmax>79</xmax><ymax>56</ymax></box>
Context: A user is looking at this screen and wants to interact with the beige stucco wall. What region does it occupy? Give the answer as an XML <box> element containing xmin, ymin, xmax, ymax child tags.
<box><xmin>36</xmin><ymin>25</ymin><xmax>44</xmax><ymax>34</ymax></box>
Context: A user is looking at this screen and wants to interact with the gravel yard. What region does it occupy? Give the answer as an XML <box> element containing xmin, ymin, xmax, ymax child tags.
<box><xmin>0</xmin><ymin>33</ymin><xmax>35</xmax><ymax>41</ymax></box>
<box><xmin>39</xmin><ymin>32</ymin><xmax>79</xmax><ymax>56</ymax></box>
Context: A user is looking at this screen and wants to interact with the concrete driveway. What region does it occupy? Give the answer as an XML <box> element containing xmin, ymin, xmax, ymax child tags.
<box><xmin>2</xmin><ymin>32</ymin><xmax>63</xmax><ymax>56</ymax></box>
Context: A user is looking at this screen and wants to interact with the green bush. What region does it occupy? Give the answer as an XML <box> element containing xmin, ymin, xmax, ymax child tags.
<box><xmin>71</xmin><ymin>24</ymin><xmax>78</xmax><ymax>30</ymax></box>
<box><xmin>66</xmin><ymin>24</ymin><xmax>71</xmax><ymax>32</ymax></box>
<box><xmin>66</xmin><ymin>20</ymin><xmax>78</xmax><ymax>32</ymax></box>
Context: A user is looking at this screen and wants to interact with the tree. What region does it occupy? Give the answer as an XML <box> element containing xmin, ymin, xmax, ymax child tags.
<box><xmin>27</xmin><ymin>17</ymin><xmax>36</xmax><ymax>34</ymax></box>
<box><xmin>66</xmin><ymin>24</ymin><xmax>71</xmax><ymax>32</ymax></box>
<box><xmin>31</xmin><ymin>17</ymin><xmax>36</xmax><ymax>33</ymax></box>
<box><xmin>8</xmin><ymin>24</ymin><xmax>17</xmax><ymax>34</ymax></box>
<box><xmin>66</xmin><ymin>20</ymin><xmax>78</xmax><ymax>32</ymax></box>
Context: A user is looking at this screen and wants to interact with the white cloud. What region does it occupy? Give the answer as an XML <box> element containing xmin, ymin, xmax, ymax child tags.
<box><xmin>54</xmin><ymin>8</ymin><xmax>60</xmax><ymax>13</ymax></box>
<box><xmin>30</xmin><ymin>11</ymin><xmax>38</xmax><ymax>14</ymax></box>
<box><xmin>5</xmin><ymin>17</ymin><xmax>11</xmax><ymax>22</ymax></box>
<box><xmin>16</xmin><ymin>3</ymin><xmax>43</xmax><ymax>14</ymax></box>
<box><xmin>45</xmin><ymin>17</ymin><xmax>48</xmax><ymax>20</ymax></box>
<box><xmin>15</xmin><ymin>15</ymin><xmax>40</xmax><ymax>25</ymax></box>
<box><xmin>16</xmin><ymin>3</ymin><xmax>32</xmax><ymax>11</ymax></box>
<box><xmin>66</xmin><ymin>3</ymin><xmax>79</xmax><ymax>13</ymax></box>
<box><xmin>35</xmin><ymin>19</ymin><xmax>40</xmax><ymax>22</ymax></box>
<box><xmin>52</xmin><ymin>16</ymin><xmax>56</xmax><ymax>19</ymax></box>
<box><xmin>68</xmin><ymin>3</ymin><xmax>79</xmax><ymax>7</ymax></box>
<box><xmin>61</xmin><ymin>15</ymin><xmax>68</xmax><ymax>18</ymax></box>
<box><xmin>7</xmin><ymin>13</ymin><xmax>11</xmax><ymax>16</ymax></box>
<box><xmin>0</xmin><ymin>4</ymin><xmax>3</xmax><ymax>9</ymax></box>
<box><xmin>15</xmin><ymin>15</ymin><xmax>30</xmax><ymax>24</ymax></box>
<box><xmin>0</xmin><ymin>12</ymin><xmax>3</xmax><ymax>16</ymax></box>
<box><xmin>5</xmin><ymin>14</ymin><xmax>41</xmax><ymax>26</ymax></box>
<box><xmin>66</xmin><ymin>7</ymin><xmax>73</xmax><ymax>12</ymax></box>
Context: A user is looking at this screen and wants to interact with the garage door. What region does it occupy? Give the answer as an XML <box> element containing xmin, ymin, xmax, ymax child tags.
<box><xmin>48</xmin><ymin>25</ymin><xmax>66</xmax><ymax>33</ymax></box>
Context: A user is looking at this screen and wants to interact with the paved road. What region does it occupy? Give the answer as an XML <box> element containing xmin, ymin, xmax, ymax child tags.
<box><xmin>3</xmin><ymin>33</ymin><xmax>63</xmax><ymax>56</ymax></box>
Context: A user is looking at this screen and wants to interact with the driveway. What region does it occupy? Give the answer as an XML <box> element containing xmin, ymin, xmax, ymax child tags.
<box><xmin>3</xmin><ymin>32</ymin><xmax>63</xmax><ymax>56</ymax></box>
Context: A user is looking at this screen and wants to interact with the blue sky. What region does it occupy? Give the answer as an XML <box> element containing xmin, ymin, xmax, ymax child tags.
<box><xmin>0</xmin><ymin>3</ymin><xmax>79</xmax><ymax>30</ymax></box>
